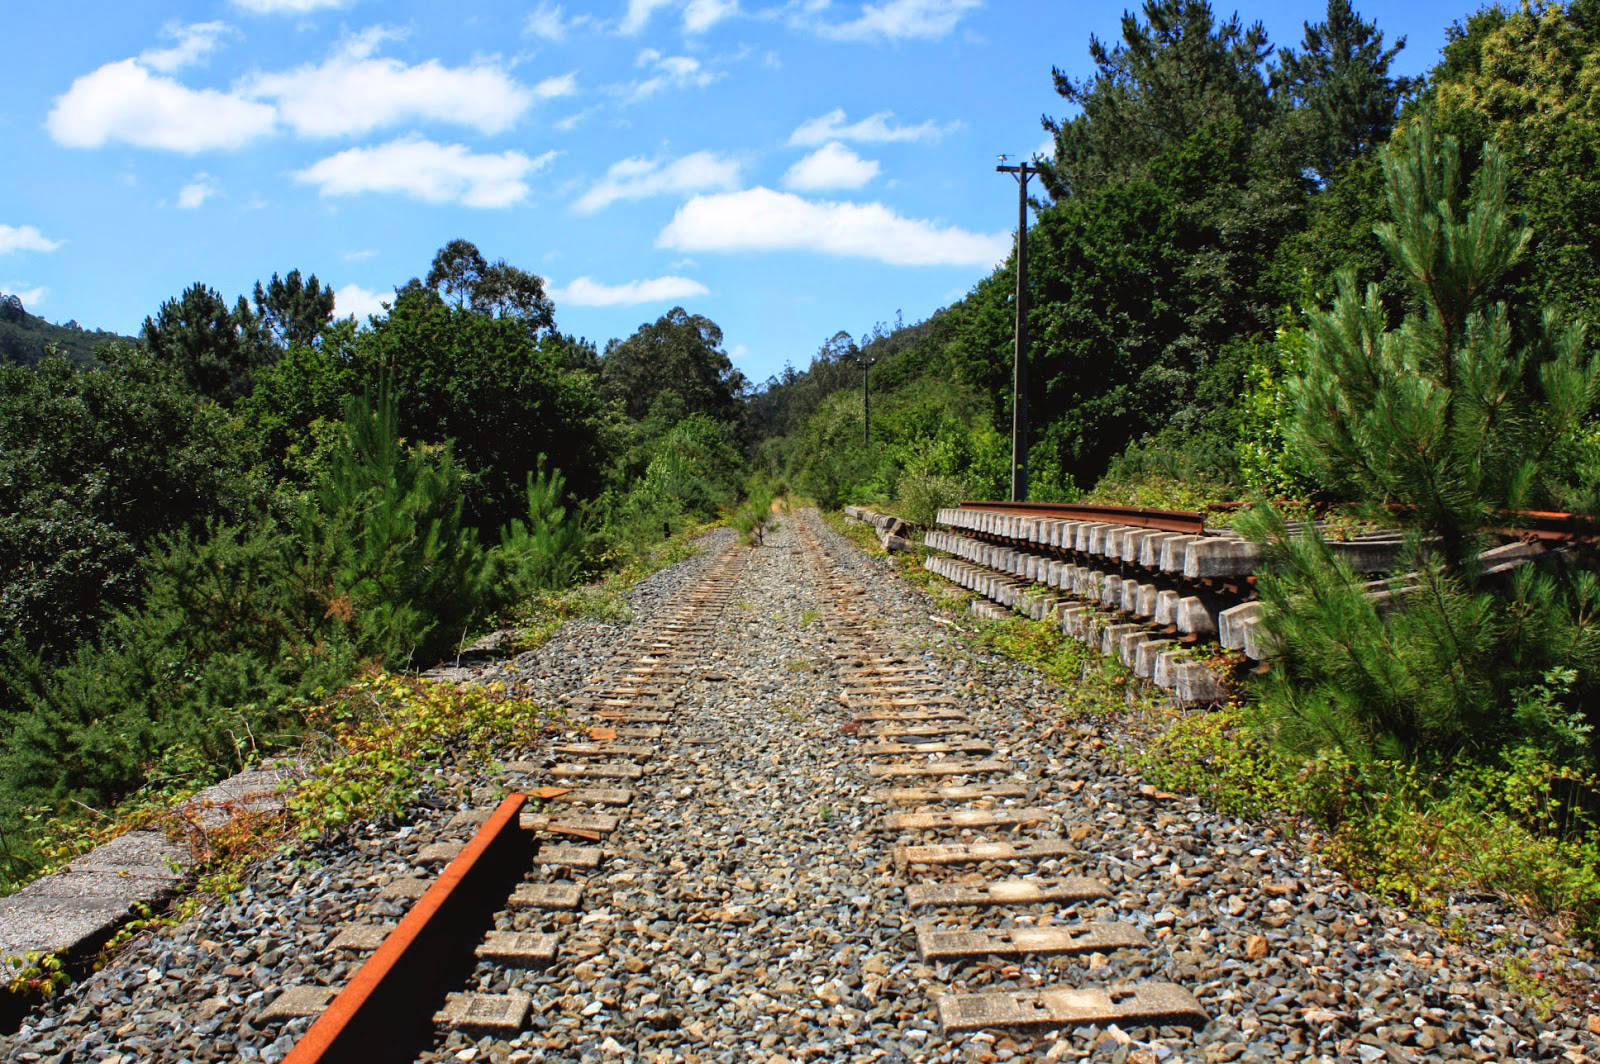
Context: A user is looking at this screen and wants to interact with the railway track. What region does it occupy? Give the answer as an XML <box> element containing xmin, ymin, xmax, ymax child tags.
<box><xmin>272</xmin><ymin>513</ymin><xmax>1210</xmax><ymax>1061</ymax></box>
<box><xmin>794</xmin><ymin>516</ymin><xmax>1209</xmax><ymax>1038</ymax></box>
<box><xmin>6</xmin><ymin>509</ymin><xmax>1592</xmax><ymax>1062</ymax></box>
<box><xmin>283</xmin><ymin>541</ymin><xmax>752</xmax><ymax>1061</ymax></box>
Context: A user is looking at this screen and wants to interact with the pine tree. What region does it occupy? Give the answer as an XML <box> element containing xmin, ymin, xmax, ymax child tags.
<box><xmin>300</xmin><ymin>392</ymin><xmax>489</xmax><ymax>667</ymax></box>
<box><xmin>490</xmin><ymin>463</ymin><xmax>585</xmax><ymax>601</ymax></box>
<box><xmin>1244</xmin><ymin>116</ymin><xmax>1600</xmax><ymax>767</ymax></box>
<box><xmin>1273</xmin><ymin>0</ymin><xmax>1412</xmax><ymax>184</ymax></box>
<box><xmin>1284</xmin><ymin>115</ymin><xmax>1597</xmax><ymax>571</ymax></box>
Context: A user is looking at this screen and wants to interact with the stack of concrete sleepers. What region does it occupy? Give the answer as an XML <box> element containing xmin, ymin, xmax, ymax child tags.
<box><xmin>924</xmin><ymin>507</ymin><xmax>1406</xmax><ymax>707</ymax></box>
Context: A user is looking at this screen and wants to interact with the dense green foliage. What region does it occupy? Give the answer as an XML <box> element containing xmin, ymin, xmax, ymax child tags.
<box><xmin>0</xmin><ymin>347</ymin><xmax>261</xmax><ymax>655</ymax></box>
<box><xmin>756</xmin><ymin>0</ymin><xmax>1419</xmax><ymax>500</ymax></box>
<box><xmin>1241</xmin><ymin>118</ymin><xmax>1600</xmax><ymax>780</ymax></box>
<box><xmin>0</xmin><ymin>239</ymin><xmax>753</xmax><ymax>893</ymax></box>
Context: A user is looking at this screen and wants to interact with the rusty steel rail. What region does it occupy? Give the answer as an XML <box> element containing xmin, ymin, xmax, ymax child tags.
<box><xmin>960</xmin><ymin>500</ymin><xmax>1209</xmax><ymax>535</ymax></box>
<box><xmin>965</xmin><ymin>500</ymin><xmax>1600</xmax><ymax>544</ymax></box>
<box><xmin>283</xmin><ymin>793</ymin><xmax>531</xmax><ymax>1064</ymax></box>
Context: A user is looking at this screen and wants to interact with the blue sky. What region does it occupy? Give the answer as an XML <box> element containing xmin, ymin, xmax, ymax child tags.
<box><xmin>4</xmin><ymin>0</ymin><xmax>1473</xmax><ymax>385</ymax></box>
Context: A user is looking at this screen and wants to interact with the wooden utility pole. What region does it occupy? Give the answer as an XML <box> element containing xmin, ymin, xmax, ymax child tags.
<box><xmin>996</xmin><ymin>158</ymin><xmax>1034</xmax><ymax>502</ymax></box>
<box><xmin>862</xmin><ymin>358</ymin><xmax>871</xmax><ymax>445</ymax></box>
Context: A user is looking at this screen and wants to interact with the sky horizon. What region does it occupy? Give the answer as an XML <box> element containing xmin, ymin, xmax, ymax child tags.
<box><xmin>5</xmin><ymin>0</ymin><xmax>1477</xmax><ymax>386</ymax></box>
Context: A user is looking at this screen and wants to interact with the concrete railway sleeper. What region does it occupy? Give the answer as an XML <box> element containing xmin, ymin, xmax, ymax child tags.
<box><xmin>863</xmin><ymin>503</ymin><xmax>1570</xmax><ymax>709</ymax></box>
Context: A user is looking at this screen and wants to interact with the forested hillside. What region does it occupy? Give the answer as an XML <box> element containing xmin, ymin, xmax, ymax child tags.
<box><xmin>755</xmin><ymin>0</ymin><xmax>1600</xmax><ymax>514</ymax></box>
<box><xmin>0</xmin><ymin>293</ymin><xmax>129</xmax><ymax>368</ymax></box>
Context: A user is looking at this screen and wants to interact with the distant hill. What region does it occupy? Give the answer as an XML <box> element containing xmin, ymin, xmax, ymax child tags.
<box><xmin>0</xmin><ymin>293</ymin><xmax>133</xmax><ymax>368</ymax></box>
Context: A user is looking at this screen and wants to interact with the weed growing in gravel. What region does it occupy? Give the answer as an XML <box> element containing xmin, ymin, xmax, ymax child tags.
<box><xmin>729</xmin><ymin>482</ymin><xmax>778</xmax><ymax>544</ymax></box>
<box><xmin>1128</xmin><ymin>707</ymin><xmax>1296</xmax><ymax>821</ymax></box>
<box><xmin>819</xmin><ymin>511</ymin><xmax>882</xmax><ymax>553</ymax></box>
<box><xmin>1317</xmin><ymin>756</ymin><xmax>1600</xmax><ymax>936</ymax></box>
<box><xmin>289</xmin><ymin>670</ymin><xmax>562</xmax><ymax>841</ymax></box>
<box><xmin>1132</xmin><ymin>708</ymin><xmax>1600</xmax><ymax>938</ymax></box>
<box><xmin>974</xmin><ymin>616</ymin><xmax>1155</xmax><ymax>719</ymax></box>
<box><xmin>799</xmin><ymin>608</ymin><xmax>817</xmax><ymax>627</ymax></box>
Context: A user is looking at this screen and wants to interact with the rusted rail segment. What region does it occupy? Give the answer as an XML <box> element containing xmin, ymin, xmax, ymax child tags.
<box><xmin>959</xmin><ymin>499</ymin><xmax>1209</xmax><ymax>535</ymax></box>
<box><xmin>963</xmin><ymin>499</ymin><xmax>1600</xmax><ymax>543</ymax></box>
<box><xmin>283</xmin><ymin>794</ymin><xmax>531</xmax><ymax>1064</ymax></box>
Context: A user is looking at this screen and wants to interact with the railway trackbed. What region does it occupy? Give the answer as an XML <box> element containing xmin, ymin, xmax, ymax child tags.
<box><xmin>3</xmin><ymin>512</ymin><xmax>1595</xmax><ymax>1063</ymax></box>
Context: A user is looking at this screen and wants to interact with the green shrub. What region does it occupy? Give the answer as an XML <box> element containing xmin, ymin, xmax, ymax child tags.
<box><xmin>489</xmin><ymin>463</ymin><xmax>586</xmax><ymax>604</ymax></box>
<box><xmin>0</xmin><ymin>392</ymin><xmax>492</xmax><ymax>849</ymax></box>
<box><xmin>0</xmin><ymin>519</ymin><xmax>351</xmax><ymax>810</ymax></box>
<box><xmin>1130</xmin><ymin>707</ymin><xmax>1298</xmax><ymax>821</ymax></box>
<box><xmin>1320</xmin><ymin>753</ymin><xmax>1600</xmax><ymax>935</ymax></box>
<box><xmin>895</xmin><ymin>473</ymin><xmax>967</xmax><ymax>527</ymax></box>
<box><xmin>0</xmin><ymin>349</ymin><xmax>261</xmax><ymax>659</ymax></box>
<box><xmin>598</xmin><ymin>414</ymin><xmax>743</xmax><ymax>558</ymax></box>
<box><xmin>298</xmin><ymin>394</ymin><xmax>490</xmax><ymax>668</ymax></box>
<box><xmin>730</xmin><ymin>480</ymin><xmax>777</xmax><ymax>543</ymax></box>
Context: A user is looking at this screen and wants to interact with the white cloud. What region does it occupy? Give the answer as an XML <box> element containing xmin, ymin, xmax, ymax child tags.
<box><xmin>535</xmin><ymin>72</ymin><xmax>579</xmax><ymax>99</ymax></box>
<box><xmin>628</xmin><ymin>49</ymin><xmax>718</xmax><ymax>100</ymax></box>
<box><xmin>817</xmin><ymin>0</ymin><xmax>981</xmax><ymax>41</ymax></box>
<box><xmin>575</xmin><ymin>151</ymin><xmax>740</xmax><ymax>212</ymax></box>
<box><xmin>177</xmin><ymin>173</ymin><xmax>219</xmax><ymax>208</ymax></box>
<box><xmin>526</xmin><ymin>2</ymin><xmax>571</xmax><ymax>40</ymax></box>
<box><xmin>658</xmin><ymin>187</ymin><xmax>1008</xmax><ymax>266</ymax></box>
<box><xmin>552</xmin><ymin>275</ymin><xmax>709</xmax><ymax>306</ymax></box>
<box><xmin>243</xmin><ymin>37</ymin><xmax>537</xmax><ymax>137</ymax></box>
<box><xmin>2</xmin><ymin>284</ymin><xmax>47</xmax><ymax>308</ymax></box>
<box><xmin>789</xmin><ymin>108</ymin><xmax>955</xmax><ymax>147</ymax></box>
<box><xmin>295</xmin><ymin>136</ymin><xmax>556</xmax><ymax>208</ymax></box>
<box><xmin>554</xmin><ymin>106</ymin><xmax>600</xmax><ymax>132</ymax></box>
<box><xmin>343</xmin><ymin>248</ymin><xmax>378</xmax><ymax>261</ymax></box>
<box><xmin>621</xmin><ymin>0</ymin><xmax>675</xmax><ymax>34</ymax></box>
<box><xmin>684</xmin><ymin>0</ymin><xmax>739</xmax><ymax>32</ymax></box>
<box><xmin>333</xmin><ymin>283</ymin><xmax>390</xmax><ymax>321</ymax></box>
<box><xmin>729</xmin><ymin>342</ymin><xmax>749</xmax><ymax>360</ymax></box>
<box><xmin>48</xmin><ymin>60</ymin><xmax>277</xmax><ymax>152</ymax></box>
<box><xmin>784</xmin><ymin>141</ymin><xmax>879</xmax><ymax>190</ymax></box>
<box><xmin>140</xmin><ymin>21</ymin><xmax>232</xmax><ymax>73</ymax></box>
<box><xmin>0</xmin><ymin>225</ymin><xmax>63</xmax><ymax>255</ymax></box>
<box><xmin>232</xmin><ymin>0</ymin><xmax>349</xmax><ymax>13</ymax></box>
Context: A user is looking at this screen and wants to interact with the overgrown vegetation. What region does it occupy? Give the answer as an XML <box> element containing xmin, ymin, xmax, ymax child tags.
<box><xmin>1</xmin><ymin>238</ymin><xmax>755</xmax><ymax>896</ymax></box>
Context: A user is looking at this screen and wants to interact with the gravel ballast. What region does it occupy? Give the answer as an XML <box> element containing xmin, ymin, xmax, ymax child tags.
<box><xmin>3</xmin><ymin>513</ymin><xmax>1596</xmax><ymax>1063</ymax></box>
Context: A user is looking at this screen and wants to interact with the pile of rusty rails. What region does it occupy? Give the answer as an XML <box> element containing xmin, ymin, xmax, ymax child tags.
<box><xmin>917</xmin><ymin>501</ymin><xmax>1584</xmax><ymax>708</ymax></box>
